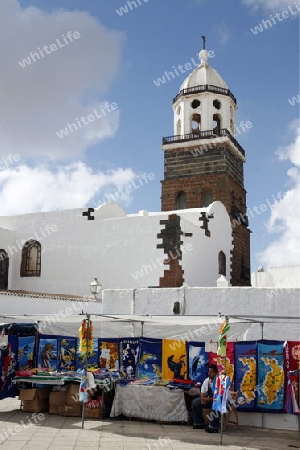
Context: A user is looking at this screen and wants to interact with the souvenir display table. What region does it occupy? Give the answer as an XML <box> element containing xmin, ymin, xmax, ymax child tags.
<box><xmin>110</xmin><ymin>383</ymin><xmax>189</xmax><ymax>422</ymax></box>
<box><xmin>13</xmin><ymin>373</ymin><xmax>116</xmax><ymax>392</ymax></box>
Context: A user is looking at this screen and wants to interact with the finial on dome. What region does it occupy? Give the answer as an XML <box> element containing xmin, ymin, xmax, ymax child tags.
<box><xmin>201</xmin><ymin>35</ymin><xmax>206</xmax><ymax>50</ymax></box>
<box><xmin>199</xmin><ymin>49</ymin><xmax>209</xmax><ymax>65</ymax></box>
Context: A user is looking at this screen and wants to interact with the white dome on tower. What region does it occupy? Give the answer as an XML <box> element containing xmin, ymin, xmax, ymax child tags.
<box><xmin>180</xmin><ymin>49</ymin><xmax>228</xmax><ymax>91</ymax></box>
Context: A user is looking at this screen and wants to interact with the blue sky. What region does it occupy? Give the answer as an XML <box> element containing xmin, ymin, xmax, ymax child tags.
<box><xmin>0</xmin><ymin>0</ymin><xmax>299</xmax><ymax>272</ymax></box>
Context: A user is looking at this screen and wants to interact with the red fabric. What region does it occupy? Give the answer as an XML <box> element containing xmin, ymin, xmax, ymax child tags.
<box><xmin>86</xmin><ymin>395</ymin><xmax>102</xmax><ymax>409</ymax></box>
<box><xmin>284</xmin><ymin>341</ymin><xmax>300</xmax><ymax>372</ymax></box>
<box><xmin>172</xmin><ymin>379</ymin><xmax>193</xmax><ymax>384</ymax></box>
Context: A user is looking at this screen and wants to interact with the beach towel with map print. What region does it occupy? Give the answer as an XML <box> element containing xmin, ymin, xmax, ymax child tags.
<box><xmin>0</xmin><ymin>335</ymin><xmax>17</xmax><ymax>399</ymax></box>
<box><xmin>38</xmin><ymin>335</ymin><xmax>58</xmax><ymax>370</ymax></box>
<box><xmin>99</xmin><ymin>338</ymin><xmax>120</xmax><ymax>370</ymax></box>
<box><xmin>234</xmin><ymin>341</ymin><xmax>257</xmax><ymax>411</ymax></box>
<box><xmin>209</xmin><ymin>341</ymin><xmax>234</xmax><ymax>383</ymax></box>
<box><xmin>138</xmin><ymin>338</ymin><xmax>162</xmax><ymax>379</ymax></box>
<box><xmin>119</xmin><ymin>338</ymin><xmax>140</xmax><ymax>379</ymax></box>
<box><xmin>162</xmin><ymin>339</ymin><xmax>187</xmax><ymax>381</ymax></box>
<box><xmin>284</xmin><ymin>341</ymin><xmax>300</xmax><ymax>413</ymax></box>
<box><xmin>187</xmin><ymin>342</ymin><xmax>207</xmax><ymax>383</ymax></box>
<box><xmin>76</xmin><ymin>338</ymin><xmax>98</xmax><ymax>371</ymax></box>
<box><xmin>18</xmin><ymin>336</ymin><xmax>35</xmax><ymax>370</ymax></box>
<box><xmin>58</xmin><ymin>337</ymin><xmax>76</xmax><ymax>371</ymax></box>
<box><xmin>257</xmin><ymin>340</ymin><xmax>285</xmax><ymax>412</ymax></box>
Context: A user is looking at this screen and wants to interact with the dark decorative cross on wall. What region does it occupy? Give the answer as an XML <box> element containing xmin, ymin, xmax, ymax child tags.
<box><xmin>82</xmin><ymin>208</ymin><xmax>95</xmax><ymax>220</ymax></box>
<box><xmin>199</xmin><ymin>212</ymin><xmax>214</xmax><ymax>237</ymax></box>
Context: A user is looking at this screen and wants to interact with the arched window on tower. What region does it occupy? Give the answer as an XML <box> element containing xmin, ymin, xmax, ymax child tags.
<box><xmin>213</xmin><ymin>114</ymin><xmax>221</xmax><ymax>135</ymax></box>
<box><xmin>218</xmin><ymin>251</ymin><xmax>226</xmax><ymax>276</ymax></box>
<box><xmin>202</xmin><ymin>190</ymin><xmax>213</xmax><ymax>207</ymax></box>
<box><xmin>20</xmin><ymin>240</ymin><xmax>41</xmax><ymax>277</ymax></box>
<box><xmin>191</xmin><ymin>114</ymin><xmax>201</xmax><ymax>134</ymax></box>
<box><xmin>176</xmin><ymin>192</ymin><xmax>186</xmax><ymax>210</ymax></box>
<box><xmin>176</xmin><ymin>119</ymin><xmax>181</xmax><ymax>136</ymax></box>
<box><xmin>0</xmin><ymin>250</ymin><xmax>9</xmax><ymax>289</ymax></box>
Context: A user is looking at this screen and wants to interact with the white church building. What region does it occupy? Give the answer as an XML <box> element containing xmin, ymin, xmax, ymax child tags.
<box><xmin>0</xmin><ymin>47</ymin><xmax>299</xmax><ymax>431</ymax></box>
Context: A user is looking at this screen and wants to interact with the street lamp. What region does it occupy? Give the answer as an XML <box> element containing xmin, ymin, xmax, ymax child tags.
<box><xmin>89</xmin><ymin>277</ymin><xmax>102</xmax><ymax>302</ymax></box>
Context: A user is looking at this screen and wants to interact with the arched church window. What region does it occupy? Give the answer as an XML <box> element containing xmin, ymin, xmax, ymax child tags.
<box><xmin>176</xmin><ymin>119</ymin><xmax>181</xmax><ymax>136</ymax></box>
<box><xmin>213</xmin><ymin>99</ymin><xmax>221</xmax><ymax>110</ymax></box>
<box><xmin>191</xmin><ymin>114</ymin><xmax>201</xmax><ymax>133</ymax></box>
<box><xmin>191</xmin><ymin>99</ymin><xmax>200</xmax><ymax>109</ymax></box>
<box><xmin>20</xmin><ymin>240</ymin><xmax>41</xmax><ymax>277</ymax></box>
<box><xmin>202</xmin><ymin>190</ymin><xmax>213</xmax><ymax>207</ymax></box>
<box><xmin>176</xmin><ymin>192</ymin><xmax>186</xmax><ymax>210</ymax></box>
<box><xmin>177</xmin><ymin>106</ymin><xmax>181</xmax><ymax>115</ymax></box>
<box><xmin>213</xmin><ymin>114</ymin><xmax>221</xmax><ymax>135</ymax></box>
<box><xmin>0</xmin><ymin>250</ymin><xmax>9</xmax><ymax>289</ymax></box>
<box><xmin>218</xmin><ymin>251</ymin><xmax>226</xmax><ymax>276</ymax></box>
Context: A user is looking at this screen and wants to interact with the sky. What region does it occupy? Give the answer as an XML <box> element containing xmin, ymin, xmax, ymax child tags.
<box><xmin>0</xmin><ymin>0</ymin><xmax>299</xmax><ymax>272</ymax></box>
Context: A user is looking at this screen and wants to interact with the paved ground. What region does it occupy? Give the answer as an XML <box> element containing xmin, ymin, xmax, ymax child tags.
<box><xmin>0</xmin><ymin>398</ymin><xmax>299</xmax><ymax>450</ymax></box>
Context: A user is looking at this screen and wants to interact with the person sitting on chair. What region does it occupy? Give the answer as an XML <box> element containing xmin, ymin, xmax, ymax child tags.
<box><xmin>192</xmin><ymin>363</ymin><xmax>219</xmax><ymax>433</ymax></box>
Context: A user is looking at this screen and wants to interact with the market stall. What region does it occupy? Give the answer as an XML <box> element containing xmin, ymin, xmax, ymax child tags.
<box><xmin>0</xmin><ymin>312</ymin><xmax>299</xmax><ymax>435</ymax></box>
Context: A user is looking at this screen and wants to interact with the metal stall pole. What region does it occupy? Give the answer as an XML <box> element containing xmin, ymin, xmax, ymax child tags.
<box><xmin>220</xmin><ymin>315</ymin><xmax>229</xmax><ymax>446</ymax></box>
<box><xmin>81</xmin><ymin>314</ymin><xmax>90</xmax><ymax>430</ymax></box>
<box><xmin>141</xmin><ymin>321</ymin><xmax>144</xmax><ymax>337</ymax></box>
<box><xmin>260</xmin><ymin>322</ymin><xmax>264</xmax><ymax>429</ymax></box>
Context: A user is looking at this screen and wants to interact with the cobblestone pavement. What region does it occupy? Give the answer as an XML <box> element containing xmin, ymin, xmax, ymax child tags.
<box><xmin>0</xmin><ymin>398</ymin><xmax>299</xmax><ymax>450</ymax></box>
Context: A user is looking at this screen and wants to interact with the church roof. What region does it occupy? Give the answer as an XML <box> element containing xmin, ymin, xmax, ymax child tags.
<box><xmin>180</xmin><ymin>49</ymin><xmax>228</xmax><ymax>91</ymax></box>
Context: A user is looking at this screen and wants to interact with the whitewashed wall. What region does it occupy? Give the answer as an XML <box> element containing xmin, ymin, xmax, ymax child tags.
<box><xmin>102</xmin><ymin>286</ymin><xmax>300</xmax><ymax>341</ymax></box>
<box><xmin>252</xmin><ymin>266</ymin><xmax>300</xmax><ymax>288</ymax></box>
<box><xmin>0</xmin><ymin>201</ymin><xmax>232</xmax><ymax>296</ymax></box>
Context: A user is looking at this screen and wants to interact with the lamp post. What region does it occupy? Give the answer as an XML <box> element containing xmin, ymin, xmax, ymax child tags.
<box><xmin>89</xmin><ymin>277</ymin><xmax>102</xmax><ymax>302</ymax></box>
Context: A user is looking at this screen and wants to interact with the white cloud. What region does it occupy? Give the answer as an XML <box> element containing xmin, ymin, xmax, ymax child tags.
<box><xmin>214</xmin><ymin>23</ymin><xmax>231</xmax><ymax>45</ymax></box>
<box><xmin>242</xmin><ymin>0</ymin><xmax>295</xmax><ymax>11</ymax></box>
<box><xmin>0</xmin><ymin>163</ymin><xmax>138</xmax><ymax>214</ymax></box>
<box><xmin>0</xmin><ymin>0</ymin><xmax>124</xmax><ymax>161</ymax></box>
<box><xmin>259</xmin><ymin>121</ymin><xmax>300</xmax><ymax>267</ymax></box>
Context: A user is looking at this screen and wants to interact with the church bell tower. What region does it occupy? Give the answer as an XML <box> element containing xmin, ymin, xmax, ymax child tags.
<box><xmin>161</xmin><ymin>47</ymin><xmax>251</xmax><ymax>286</ymax></box>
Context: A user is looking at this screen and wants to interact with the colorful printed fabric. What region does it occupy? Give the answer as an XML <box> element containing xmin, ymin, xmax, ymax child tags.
<box><xmin>285</xmin><ymin>370</ymin><xmax>300</xmax><ymax>414</ymax></box>
<box><xmin>209</xmin><ymin>341</ymin><xmax>235</xmax><ymax>382</ymax></box>
<box><xmin>218</xmin><ymin>321</ymin><xmax>230</xmax><ymax>357</ymax></box>
<box><xmin>58</xmin><ymin>337</ymin><xmax>76</xmax><ymax>371</ymax></box>
<box><xmin>79</xmin><ymin>369</ymin><xmax>88</xmax><ymax>402</ymax></box>
<box><xmin>283</xmin><ymin>341</ymin><xmax>300</xmax><ymax>411</ymax></box>
<box><xmin>76</xmin><ymin>338</ymin><xmax>98</xmax><ymax>371</ymax></box>
<box><xmin>99</xmin><ymin>339</ymin><xmax>120</xmax><ymax>370</ymax></box>
<box><xmin>119</xmin><ymin>338</ymin><xmax>140</xmax><ymax>379</ymax></box>
<box><xmin>162</xmin><ymin>339</ymin><xmax>187</xmax><ymax>381</ymax></box>
<box><xmin>0</xmin><ymin>335</ymin><xmax>18</xmax><ymax>399</ymax></box>
<box><xmin>234</xmin><ymin>341</ymin><xmax>257</xmax><ymax>411</ymax></box>
<box><xmin>257</xmin><ymin>340</ymin><xmax>285</xmax><ymax>412</ymax></box>
<box><xmin>212</xmin><ymin>374</ymin><xmax>231</xmax><ymax>413</ymax></box>
<box><xmin>79</xmin><ymin>320</ymin><xmax>93</xmax><ymax>353</ymax></box>
<box><xmin>138</xmin><ymin>338</ymin><xmax>162</xmax><ymax>379</ymax></box>
<box><xmin>284</xmin><ymin>341</ymin><xmax>300</xmax><ymax>372</ymax></box>
<box><xmin>187</xmin><ymin>342</ymin><xmax>208</xmax><ymax>383</ymax></box>
<box><xmin>38</xmin><ymin>336</ymin><xmax>58</xmax><ymax>370</ymax></box>
<box><xmin>18</xmin><ymin>336</ymin><xmax>35</xmax><ymax>370</ymax></box>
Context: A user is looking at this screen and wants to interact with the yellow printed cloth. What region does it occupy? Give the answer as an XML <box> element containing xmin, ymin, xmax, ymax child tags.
<box><xmin>162</xmin><ymin>339</ymin><xmax>186</xmax><ymax>381</ymax></box>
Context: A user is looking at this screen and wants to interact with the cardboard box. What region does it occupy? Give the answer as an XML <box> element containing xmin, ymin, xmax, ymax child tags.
<box><xmin>58</xmin><ymin>404</ymin><xmax>82</xmax><ymax>417</ymax></box>
<box><xmin>65</xmin><ymin>384</ymin><xmax>81</xmax><ymax>406</ymax></box>
<box><xmin>84</xmin><ymin>407</ymin><xmax>102</xmax><ymax>419</ymax></box>
<box><xmin>49</xmin><ymin>391</ymin><xmax>66</xmax><ymax>406</ymax></box>
<box><xmin>49</xmin><ymin>404</ymin><xmax>59</xmax><ymax>415</ymax></box>
<box><xmin>19</xmin><ymin>388</ymin><xmax>50</xmax><ymax>413</ymax></box>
